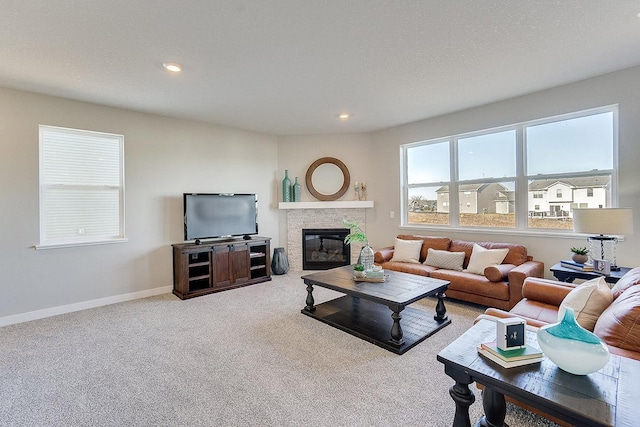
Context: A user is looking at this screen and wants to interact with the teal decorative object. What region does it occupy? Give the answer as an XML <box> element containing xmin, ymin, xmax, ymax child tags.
<box><xmin>536</xmin><ymin>307</ymin><xmax>609</xmax><ymax>375</ymax></box>
<box><xmin>293</xmin><ymin>177</ymin><xmax>301</xmax><ymax>202</ymax></box>
<box><xmin>282</xmin><ymin>170</ymin><xmax>292</xmax><ymax>202</ymax></box>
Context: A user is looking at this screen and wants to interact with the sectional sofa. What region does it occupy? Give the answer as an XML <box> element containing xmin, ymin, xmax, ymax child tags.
<box><xmin>373</xmin><ymin>235</ymin><xmax>544</xmax><ymax>310</ymax></box>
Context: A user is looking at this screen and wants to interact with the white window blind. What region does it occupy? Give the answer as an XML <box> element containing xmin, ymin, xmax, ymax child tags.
<box><xmin>39</xmin><ymin>125</ymin><xmax>125</xmax><ymax>248</ymax></box>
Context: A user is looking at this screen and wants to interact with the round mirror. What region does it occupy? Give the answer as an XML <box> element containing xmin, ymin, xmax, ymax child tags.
<box><xmin>305</xmin><ymin>157</ymin><xmax>350</xmax><ymax>201</ymax></box>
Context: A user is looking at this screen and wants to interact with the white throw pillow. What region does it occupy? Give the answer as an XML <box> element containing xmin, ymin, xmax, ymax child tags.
<box><xmin>424</xmin><ymin>248</ymin><xmax>465</xmax><ymax>271</ymax></box>
<box><xmin>465</xmin><ymin>243</ymin><xmax>509</xmax><ymax>275</ymax></box>
<box><xmin>558</xmin><ymin>277</ymin><xmax>613</xmax><ymax>331</ymax></box>
<box><xmin>390</xmin><ymin>238</ymin><xmax>423</xmax><ymax>263</ymax></box>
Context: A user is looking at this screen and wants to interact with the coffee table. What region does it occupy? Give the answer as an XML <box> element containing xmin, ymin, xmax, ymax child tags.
<box><xmin>437</xmin><ymin>319</ymin><xmax>640</xmax><ymax>426</ymax></box>
<box><xmin>301</xmin><ymin>266</ymin><xmax>450</xmax><ymax>354</ymax></box>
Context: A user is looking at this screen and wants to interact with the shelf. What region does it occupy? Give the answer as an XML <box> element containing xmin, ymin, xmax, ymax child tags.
<box><xmin>278</xmin><ymin>201</ymin><xmax>374</xmax><ymax>210</ymax></box>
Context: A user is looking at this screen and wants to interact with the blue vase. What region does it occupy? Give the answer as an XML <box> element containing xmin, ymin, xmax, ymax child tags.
<box><xmin>536</xmin><ymin>307</ymin><xmax>609</xmax><ymax>375</ymax></box>
<box><xmin>292</xmin><ymin>177</ymin><xmax>301</xmax><ymax>202</ymax></box>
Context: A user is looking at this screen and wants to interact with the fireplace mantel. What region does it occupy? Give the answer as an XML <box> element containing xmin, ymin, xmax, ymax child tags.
<box><xmin>278</xmin><ymin>201</ymin><xmax>374</xmax><ymax>209</ymax></box>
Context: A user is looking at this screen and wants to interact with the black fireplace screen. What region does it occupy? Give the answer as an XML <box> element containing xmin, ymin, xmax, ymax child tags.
<box><xmin>302</xmin><ymin>228</ymin><xmax>350</xmax><ymax>270</ymax></box>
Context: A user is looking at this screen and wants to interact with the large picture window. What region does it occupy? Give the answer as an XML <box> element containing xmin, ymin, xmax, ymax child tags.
<box><xmin>402</xmin><ymin>106</ymin><xmax>617</xmax><ymax>232</ymax></box>
<box><xmin>38</xmin><ymin>125</ymin><xmax>125</xmax><ymax>248</ymax></box>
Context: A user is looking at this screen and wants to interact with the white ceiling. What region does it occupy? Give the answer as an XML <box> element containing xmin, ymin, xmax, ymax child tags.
<box><xmin>2</xmin><ymin>1</ymin><xmax>640</xmax><ymax>136</ymax></box>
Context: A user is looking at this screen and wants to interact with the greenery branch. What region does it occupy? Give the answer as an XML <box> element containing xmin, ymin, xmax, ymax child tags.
<box><xmin>343</xmin><ymin>218</ymin><xmax>368</xmax><ymax>245</ymax></box>
<box><xmin>570</xmin><ymin>247</ymin><xmax>589</xmax><ymax>255</ymax></box>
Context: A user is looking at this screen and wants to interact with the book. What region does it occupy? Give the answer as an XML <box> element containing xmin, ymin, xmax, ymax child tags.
<box><xmin>477</xmin><ymin>347</ymin><xmax>543</xmax><ymax>368</ymax></box>
<box><xmin>480</xmin><ymin>341</ymin><xmax>543</xmax><ymax>361</ymax></box>
<box><xmin>560</xmin><ymin>260</ymin><xmax>593</xmax><ymax>272</ymax></box>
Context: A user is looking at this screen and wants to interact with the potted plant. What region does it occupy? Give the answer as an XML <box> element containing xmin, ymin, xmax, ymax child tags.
<box><xmin>343</xmin><ymin>218</ymin><xmax>374</xmax><ymax>271</ymax></box>
<box><xmin>570</xmin><ymin>247</ymin><xmax>589</xmax><ymax>264</ymax></box>
<box><xmin>353</xmin><ymin>263</ymin><xmax>366</xmax><ymax>278</ymax></box>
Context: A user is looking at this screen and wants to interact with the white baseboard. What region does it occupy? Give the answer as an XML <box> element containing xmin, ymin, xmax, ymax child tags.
<box><xmin>0</xmin><ymin>285</ymin><xmax>173</xmax><ymax>327</ymax></box>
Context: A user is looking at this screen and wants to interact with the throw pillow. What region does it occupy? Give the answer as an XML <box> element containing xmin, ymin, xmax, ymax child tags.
<box><xmin>423</xmin><ymin>248</ymin><xmax>465</xmax><ymax>271</ymax></box>
<box><xmin>390</xmin><ymin>238</ymin><xmax>423</xmax><ymax>264</ymax></box>
<box><xmin>558</xmin><ymin>277</ymin><xmax>613</xmax><ymax>331</ymax></box>
<box><xmin>465</xmin><ymin>243</ymin><xmax>509</xmax><ymax>275</ymax></box>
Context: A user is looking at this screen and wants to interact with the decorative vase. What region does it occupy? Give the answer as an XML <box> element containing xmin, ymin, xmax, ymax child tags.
<box><xmin>292</xmin><ymin>177</ymin><xmax>301</xmax><ymax>202</ymax></box>
<box><xmin>271</xmin><ymin>247</ymin><xmax>289</xmax><ymax>275</ymax></box>
<box><xmin>536</xmin><ymin>307</ymin><xmax>609</xmax><ymax>375</ymax></box>
<box><xmin>282</xmin><ymin>170</ymin><xmax>292</xmax><ymax>202</ymax></box>
<box><xmin>571</xmin><ymin>253</ymin><xmax>589</xmax><ymax>264</ymax></box>
<box><xmin>358</xmin><ymin>244</ymin><xmax>375</xmax><ymax>271</ymax></box>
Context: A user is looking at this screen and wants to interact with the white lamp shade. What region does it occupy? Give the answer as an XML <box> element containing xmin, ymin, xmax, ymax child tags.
<box><xmin>573</xmin><ymin>208</ymin><xmax>634</xmax><ymax>235</ymax></box>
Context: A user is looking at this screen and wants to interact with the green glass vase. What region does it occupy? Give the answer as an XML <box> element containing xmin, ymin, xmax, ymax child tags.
<box><xmin>282</xmin><ymin>170</ymin><xmax>292</xmax><ymax>202</ymax></box>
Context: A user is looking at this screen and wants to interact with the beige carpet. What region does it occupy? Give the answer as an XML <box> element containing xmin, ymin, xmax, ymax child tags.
<box><xmin>0</xmin><ymin>272</ymin><xmax>558</xmax><ymax>426</ymax></box>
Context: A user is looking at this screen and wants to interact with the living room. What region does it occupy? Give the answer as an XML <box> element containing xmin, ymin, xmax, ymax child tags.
<box><xmin>2</xmin><ymin>3</ymin><xmax>640</xmax><ymax>426</ymax></box>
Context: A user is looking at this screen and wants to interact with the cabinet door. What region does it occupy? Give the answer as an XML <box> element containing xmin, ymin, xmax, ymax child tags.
<box><xmin>212</xmin><ymin>246</ymin><xmax>232</xmax><ymax>288</ymax></box>
<box><xmin>231</xmin><ymin>243</ymin><xmax>250</xmax><ymax>283</ymax></box>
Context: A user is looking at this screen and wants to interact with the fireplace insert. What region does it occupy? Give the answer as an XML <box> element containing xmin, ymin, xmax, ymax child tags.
<box><xmin>302</xmin><ymin>228</ymin><xmax>350</xmax><ymax>270</ymax></box>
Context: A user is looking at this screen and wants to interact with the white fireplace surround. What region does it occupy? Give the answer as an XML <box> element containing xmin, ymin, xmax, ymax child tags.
<box><xmin>279</xmin><ymin>201</ymin><xmax>374</xmax><ymax>271</ymax></box>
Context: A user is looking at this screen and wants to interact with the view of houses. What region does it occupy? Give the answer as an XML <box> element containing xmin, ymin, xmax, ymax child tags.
<box><xmin>410</xmin><ymin>176</ymin><xmax>611</xmax><ymax>218</ymax></box>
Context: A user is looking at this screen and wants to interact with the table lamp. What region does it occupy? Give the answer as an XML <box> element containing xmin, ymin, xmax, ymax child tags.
<box><xmin>572</xmin><ymin>208</ymin><xmax>633</xmax><ymax>271</ymax></box>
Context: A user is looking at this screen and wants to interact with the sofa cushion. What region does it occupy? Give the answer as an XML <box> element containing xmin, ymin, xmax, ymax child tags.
<box><xmin>450</xmin><ymin>240</ymin><xmax>528</xmax><ymax>268</ymax></box>
<box><xmin>558</xmin><ymin>277</ymin><xmax>613</xmax><ymax>331</ymax></box>
<box><xmin>381</xmin><ymin>261</ymin><xmax>437</xmax><ymax>276</ymax></box>
<box><xmin>465</xmin><ymin>244</ymin><xmax>509</xmax><ymax>275</ymax></box>
<box><xmin>430</xmin><ymin>269</ymin><xmax>509</xmax><ymax>301</ymax></box>
<box><xmin>423</xmin><ymin>248</ymin><xmax>465</xmax><ymax>271</ymax></box>
<box><xmin>397</xmin><ymin>235</ymin><xmax>451</xmax><ymax>262</ymax></box>
<box><xmin>593</xmin><ymin>285</ymin><xmax>640</xmax><ymax>355</ymax></box>
<box><xmin>611</xmin><ymin>267</ymin><xmax>640</xmax><ymax>298</ymax></box>
<box><xmin>390</xmin><ymin>238</ymin><xmax>422</xmax><ymax>263</ymax></box>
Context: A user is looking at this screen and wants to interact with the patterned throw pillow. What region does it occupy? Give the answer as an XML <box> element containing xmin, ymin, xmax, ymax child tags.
<box><xmin>424</xmin><ymin>248</ymin><xmax>465</xmax><ymax>271</ymax></box>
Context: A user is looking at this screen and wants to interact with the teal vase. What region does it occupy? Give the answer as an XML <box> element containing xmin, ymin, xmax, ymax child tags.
<box><xmin>293</xmin><ymin>177</ymin><xmax>301</xmax><ymax>202</ymax></box>
<box><xmin>282</xmin><ymin>170</ymin><xmax>291</xmax><ymax>202</ymax></box>
<box><xmin>536</xmin><ymin>307</ymin><xmax>609</xmax><ymax>375</ymax></box>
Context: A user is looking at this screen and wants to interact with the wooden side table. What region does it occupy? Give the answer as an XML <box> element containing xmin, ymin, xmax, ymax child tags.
<box><xmin>550</xmin><ymin>263</ymin><xmax>631</xmax><ymax>284</ymax></box>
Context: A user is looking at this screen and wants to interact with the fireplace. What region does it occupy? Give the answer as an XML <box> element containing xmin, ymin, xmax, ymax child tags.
<box><xmin>302</xmin><ymin>228</ymin><xmax>350</xmax><ymax>270</ymax></box>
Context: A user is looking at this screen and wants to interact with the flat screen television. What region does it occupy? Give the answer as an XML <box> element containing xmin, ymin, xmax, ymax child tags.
<box><xmin>183</xmin><ymin>193</ymin><xmax>258</xmax><ymax>242</ymax></box>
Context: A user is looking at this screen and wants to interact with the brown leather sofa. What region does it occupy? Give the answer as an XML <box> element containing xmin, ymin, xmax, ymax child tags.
<box><xmin>374</xmin><ymin>235</ymin><xmax>544</xmax><ymax>310</ymax></box>
<box><xmin>482</xmin><ymin>268</ymin><xmax>640</xmax><ymax>360</ymax></box>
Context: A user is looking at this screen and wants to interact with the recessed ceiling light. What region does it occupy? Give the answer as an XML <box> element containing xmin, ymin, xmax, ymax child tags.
<box><xmin>163</xmin><ymin>62</ymin><xmax>182</xmax><ymax>73</ymax></box>
<box><xmin>338</xmin><ymin>114</ymin><xmax>351</xmax><ymax>120</ymax></box>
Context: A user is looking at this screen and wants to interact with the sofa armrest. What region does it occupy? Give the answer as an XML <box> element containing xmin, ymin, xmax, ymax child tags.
<box><xmin>506</xmin><ymin>260</ymin><xmax>544</xmax><ymax>309</ymax></box>
<box><xmin>374</xmin><ymin>246</ymin><xmax>395</xmax><ymax>263</ymax></box>
<box><xmin>522</xmin><ymin>278</ymin><xmax>575</xmax><ymax>307</ymax></box>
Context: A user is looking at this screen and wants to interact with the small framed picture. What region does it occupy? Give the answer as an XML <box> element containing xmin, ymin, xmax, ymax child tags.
<box><xmin>593</xmin><ymin>259</ymin><xmax>611</xmax><ymax>275</ymax></box>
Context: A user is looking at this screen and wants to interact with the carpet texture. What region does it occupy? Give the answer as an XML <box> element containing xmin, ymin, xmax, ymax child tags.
<box><xmin>0</xmin><ymin>273</ymin><xmax>558</xmax><ymax>426</ymax></box>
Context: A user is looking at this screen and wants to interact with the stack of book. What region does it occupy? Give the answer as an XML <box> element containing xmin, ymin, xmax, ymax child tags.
<box><xmin>477</xmin><ymin>341</ymin><xmax>543</xmax><ymax>368</ymax></box>
<box><xmin>560</xmin><ymin>259</ymin><xmax>594</xmax><ymax>272</ymax></box>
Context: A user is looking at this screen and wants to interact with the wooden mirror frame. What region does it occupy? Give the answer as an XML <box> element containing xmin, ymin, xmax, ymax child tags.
<box><xmin>305</xmin><ymin>157</ymin><xmax>350</xmax><ymax>201</ymax></box>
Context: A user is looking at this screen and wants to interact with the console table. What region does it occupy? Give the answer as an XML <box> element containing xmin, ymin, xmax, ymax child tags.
<box><xmin>437</xmin><ymin>319</ymin><xmax>640</xmax><ymax>427</ymax></box>
<box><xmin>550</xmin><ymin>263</ymin><xmax>631</xmax><ymax>284</ymax></box>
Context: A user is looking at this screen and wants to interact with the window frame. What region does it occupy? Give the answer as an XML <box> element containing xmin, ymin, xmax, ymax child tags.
<box><xmin>37</xmin><ymin>125</ymin><xmax>127</xmax><ymax>249</ymax></box>
<box><xmin>400</xmin><ymin>105</ymin><xmax>619</xmax><ymax>236</ymax></box>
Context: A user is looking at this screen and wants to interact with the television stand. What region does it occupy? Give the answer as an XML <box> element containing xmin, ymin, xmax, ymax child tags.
<box><xmin>172</xmin><ymin>236</ymin><xmax>271</xmax><ymax>299</ymax></box>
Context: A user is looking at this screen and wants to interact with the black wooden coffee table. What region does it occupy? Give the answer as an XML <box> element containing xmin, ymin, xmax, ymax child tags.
<box><xmin>301</xmin><ymin>266</ymin><xmax>450</xmax><ymax>354</ymax></box>
<box><xmin>437</xmin><ymin>319</ymin><xmax>640</xmax><ymax>426</ymax></box>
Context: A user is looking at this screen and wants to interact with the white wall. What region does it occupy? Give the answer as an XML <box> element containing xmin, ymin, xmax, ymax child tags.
<box><xmin>3</xmin><ymin>65</ymin><xmax>640</xmax><ymax>323</ymax></box>
<box><xmin>0</xmin><ymin>87</ymin><xmax>279</xmax><ymax>320</ymax></box>
<box><xmin>368</xmin><ymin>65</ymin><xmax>640</xmax><ymax>275</ymax></box>
<box><xmin>276</xmin><ymin>133</ymin><xmax>378</xmax><ymax>246</ymax></box>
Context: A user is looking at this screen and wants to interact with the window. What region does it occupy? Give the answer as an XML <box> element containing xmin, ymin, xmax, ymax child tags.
<box><xmin>39</xmin><ymin>125</ymin><xmax>125</xmax><ymax>248</ymax></box>
<box><xmin>402</xmin><ymin>106</ymin><xmax>617</xmax><ymax>232</ymax></box>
